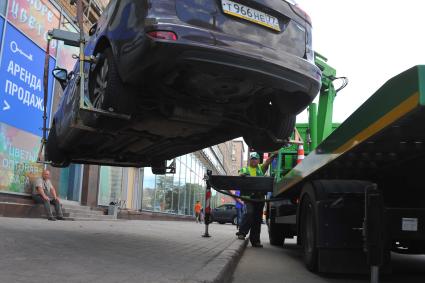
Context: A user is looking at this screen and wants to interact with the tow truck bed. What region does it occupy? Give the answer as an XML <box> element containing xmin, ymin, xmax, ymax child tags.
<box><xmin>275</xmin><ymin>65</ymin><xmax>425</xmax><ymax>197</ymax></box>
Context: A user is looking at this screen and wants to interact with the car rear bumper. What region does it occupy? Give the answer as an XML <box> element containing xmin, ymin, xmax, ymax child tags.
<box><xmin>116</xmin><ymin>23</ymin><xmax>321</xmax><ymax>113</ymax></box>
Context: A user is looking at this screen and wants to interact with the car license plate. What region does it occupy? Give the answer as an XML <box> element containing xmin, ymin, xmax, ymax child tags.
<box><xmin>221</xmin><ymin>0</ymin><xmax>280</xmax><ymax>32</ymax></box>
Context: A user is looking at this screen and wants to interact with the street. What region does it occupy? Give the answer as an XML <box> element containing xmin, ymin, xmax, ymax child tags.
<box><xmin>0</xmin><ymin>218</ymin><xmax>243</xmax><ymax>283</ymax></box>
<box><xmin>232</xmin><ymin>231</ymin><xmax>425</xmax><ymax>283</ymax></box>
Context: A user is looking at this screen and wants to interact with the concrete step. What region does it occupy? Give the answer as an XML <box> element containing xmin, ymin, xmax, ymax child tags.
<box><xmin>61</xmin><ymin>204</ymin><xmax>95</xmax><ymax>212</ymax></box>
<box><xmin>68</xmin><ymin>215</ymin><xmax>117</xmax><ymax>221</ymax></box>
<box><xmin>66</xmin><ymin>212</ymin><xmax>110</xmax><ymax>219</ymax></box>
<box><xmin>63</xmin><ymin>208</ymin><xmax>105</xmax><ymax>215</ymax></box>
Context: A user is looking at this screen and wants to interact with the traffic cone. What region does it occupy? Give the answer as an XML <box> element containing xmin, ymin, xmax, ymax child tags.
<box><xmin>296</xmin><ymin>144</ymin><xmax>305</xmax><ymax>164</ymax></box>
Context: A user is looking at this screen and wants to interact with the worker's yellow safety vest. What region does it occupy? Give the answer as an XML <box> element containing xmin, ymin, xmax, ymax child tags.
<box><xmin>239</xmin><ymin>165</ymin><xmax>264</xmax><ymax>177</ymax></box>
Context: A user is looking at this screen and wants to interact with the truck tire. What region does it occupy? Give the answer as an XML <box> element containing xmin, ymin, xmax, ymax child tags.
<box><xmin>300</xmin><ymin>194</ymin><xmax>318</xmax><ymax>271</ymax></box>
<box><xmin>46</xmin><ymin>125</ymin><xmax>70</xmax><ymax>168</ymax></box>
<box><xmin>268</xmin><ymin>220</ymin><xmax>285</xmax><ymax>246</ymax></box>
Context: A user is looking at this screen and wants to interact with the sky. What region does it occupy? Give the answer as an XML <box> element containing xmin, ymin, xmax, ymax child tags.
<box><xmin>296</xmin><ymin>0</ymin><xmax>425</xmax><ymax>122</ymax></box>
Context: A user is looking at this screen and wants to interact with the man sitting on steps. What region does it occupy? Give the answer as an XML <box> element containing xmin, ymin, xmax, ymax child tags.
<box><xmin>32</xmin><ymin>170</ymin><xmax>64</xmax><ymax>221</ymax></box>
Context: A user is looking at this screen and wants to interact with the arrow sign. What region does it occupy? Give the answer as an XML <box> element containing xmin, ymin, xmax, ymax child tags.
<box><xmin>3</xmin><ymin>100</ymin><xmax>10</xmax><ymax>111</ymax></box>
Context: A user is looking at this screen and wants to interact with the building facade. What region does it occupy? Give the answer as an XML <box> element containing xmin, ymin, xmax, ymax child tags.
<box><xmin>230</xmin><ymin>140</ymin><xmax>245</xmax><ymax>176</ymax></box>
<box><xmin>0</xmin><ymin>0</ymin><xmax>236</xmax><ymax>218</ymax></box>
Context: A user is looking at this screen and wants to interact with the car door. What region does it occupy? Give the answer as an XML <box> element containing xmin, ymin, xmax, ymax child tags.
<box><xmin>213</xmin><ymin>205</ymin><xmax>226</xmax><ymax>221</ymax></box>
<box><xmin>223</xmin><ymin>204</ymin><xmax>236</xmax><ymax>222</ymax></box>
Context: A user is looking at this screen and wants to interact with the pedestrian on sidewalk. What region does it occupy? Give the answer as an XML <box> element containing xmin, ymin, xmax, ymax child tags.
<box><xmin>32</xmin><ymin>170</ymin><xmax>64</xmax><ymax>221</ymax></box>
<box><xmin>200</xmin><ymin>208</ymin><xmax>205</xmax><ymax>224</ymax></box>
<box><xmin>194</xmin><ymin>200</ymin><xmax>202</xmax><ymax>223</ymax></box>
<box><xmin>233</xmin><ymin>190</ymin><xmax>244</xmax><ymax>230</ymax></box>
<box><xmin>236</xmin><ymin>152</ymin><xmax>276</xmax><ymax>248</ymax></box>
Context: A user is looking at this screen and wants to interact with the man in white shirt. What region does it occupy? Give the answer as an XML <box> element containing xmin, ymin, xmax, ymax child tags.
<box><xmin>32</xmin><ymin>170</ymin><xmax>64</xmax><ymax>221</ymax></box>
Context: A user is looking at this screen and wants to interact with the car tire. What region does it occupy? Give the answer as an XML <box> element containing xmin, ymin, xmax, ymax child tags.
<box><xmin>46</xmin><ymin>125</ymin><xmax>70</xmax><ymax>168</ymax></box>
<box><xmin>274</xmin><ymin>113</ymin><xmax>296</xmax><ymax>141</ymax></box>
<box><xmin>151</xmin><ymin>160</ymin><xmax>166</xmax><ymax>175</ymax></box>
<box><xmin>244</xmin><ymin>114</ymin><xmax>295</xmax><ymax>151</ymax></box>
<box><xmin>232</xmin><ymin>216</ymin><xmax>238</xmax><ymax>225</ymax></box>
<box><xmin>89</xmin><ymin>47</ymin><xmax>133</xmax><ymax>116</ymax></box>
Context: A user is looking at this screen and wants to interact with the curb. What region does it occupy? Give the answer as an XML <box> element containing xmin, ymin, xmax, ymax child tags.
<box><xmin>183</xmin><ymin>238</ymin><xmax>248</xmax><ymax>283</ymax></box>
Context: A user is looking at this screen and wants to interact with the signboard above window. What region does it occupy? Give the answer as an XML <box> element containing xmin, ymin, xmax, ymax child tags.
<box><xmin>7</xmin><ymin>0</ymin><xmax>60</xmax><ymax>57</ymax></box>
<box><xmin>0</xmin><ymin>0</ymin><xmax>7</xmax><ymax>16</ymax></box>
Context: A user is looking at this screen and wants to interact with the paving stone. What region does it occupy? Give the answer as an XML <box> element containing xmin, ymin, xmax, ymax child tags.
<box><xmin>0</xmin><ymin>218</ymin><xmax>246</xmax><ymax>283</ymax></box>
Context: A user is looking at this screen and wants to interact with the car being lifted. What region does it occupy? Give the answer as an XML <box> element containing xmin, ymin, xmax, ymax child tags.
<box><xmin>47</xmin><ymin>0</ymin><xmax>321</xmax><ymax>172</ymax></box>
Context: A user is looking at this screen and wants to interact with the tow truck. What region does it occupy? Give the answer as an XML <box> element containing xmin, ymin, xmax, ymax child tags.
<box><xmin>206</xmin><ymin>55</ymin><xmax>425</xmax><ymax>282</ymax></box>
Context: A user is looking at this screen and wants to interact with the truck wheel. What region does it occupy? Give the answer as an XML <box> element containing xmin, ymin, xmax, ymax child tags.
<box><xmin>46</xmin><ymin>125</ymin><xmax>70</xmax><ymax>168</ymax></box>
<box><xmin>301</xmin><ymin>194</ymin><xmax>318</xmax><ymax>271</ymax></box>
<box><xmin>268</xmin><ymin>220</ymin><xmax>285</xmax><ymax>246</ymax></box>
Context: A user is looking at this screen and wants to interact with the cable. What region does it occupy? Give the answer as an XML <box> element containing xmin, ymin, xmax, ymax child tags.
<box><xmin>331</xmin><ymin>76</ymin><xmax>349</xmax><ymax>93</ymax></box>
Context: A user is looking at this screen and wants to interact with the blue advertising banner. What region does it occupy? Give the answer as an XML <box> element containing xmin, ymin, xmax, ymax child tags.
<box><xmin>0</xmin><ymin>16</ymin><xmax>4</xmax><ymax>45</ymax></box>
<box><xmin>0</xmin><ymin>23</ymin><xmax>55</xmax><ymax>137</ymax></box>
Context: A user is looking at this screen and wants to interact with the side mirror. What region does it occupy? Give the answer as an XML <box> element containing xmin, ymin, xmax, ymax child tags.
<box><xmin>89</xmin><ymin>23</ymin><xmax>98</xmax><ymax>36</ymax></box>
<box><xmin>52</xmin><ymin>68</ymin><xmax>68</xmax><ymax>90</ymax></box>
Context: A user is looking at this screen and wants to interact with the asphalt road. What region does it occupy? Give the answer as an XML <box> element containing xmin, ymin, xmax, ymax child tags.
<box><xmin>232</xmin><ymin>230</ymin><xmax>425</xmax><ymax>283</ymax></box>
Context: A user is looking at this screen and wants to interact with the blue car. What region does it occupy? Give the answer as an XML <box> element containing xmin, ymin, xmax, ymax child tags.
<box><xmin>48</xmin><ymin>0</ymin><xmax>321</xmax><ymax>171</ymax></box>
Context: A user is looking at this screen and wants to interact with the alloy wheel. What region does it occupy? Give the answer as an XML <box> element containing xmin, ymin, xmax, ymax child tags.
<box><xmin>92</xmin><ymin>57</ymin><xmax>109</xmax><ymax>109</ymax></box>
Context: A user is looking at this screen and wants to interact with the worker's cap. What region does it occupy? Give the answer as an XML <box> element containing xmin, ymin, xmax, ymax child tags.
<box><xmin>249</xmin><ymin>152</ymin><xmax>260</xmax><ymax>160</ymax></box>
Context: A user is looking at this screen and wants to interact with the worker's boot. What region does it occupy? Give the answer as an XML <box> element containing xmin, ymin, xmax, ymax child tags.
<box><xmin>251</xmin><ymin>242</ymin><xmax>263</xmax><ymax>248</ymax></box>
<box><xmin>236</xmin><ymin>231</ymin><xmax>246</xmax><ymax>240</ymax></box>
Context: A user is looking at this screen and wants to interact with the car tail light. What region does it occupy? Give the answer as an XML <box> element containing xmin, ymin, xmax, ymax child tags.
<box><xmin>147</xmin><ymin>31</ymin><xmax>177</xmax><ymax>41</ymax></box>
<box><xmin>286</xmin><ymin>1</ymin><xmax>312</xmax><ymax>26</ymax></box>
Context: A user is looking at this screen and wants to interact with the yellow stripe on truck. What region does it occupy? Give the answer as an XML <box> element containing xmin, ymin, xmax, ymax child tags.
<box><xmin>334</xmin><ymin>92</ymin><xmax>420</xmax><ymax>154</ymax></box>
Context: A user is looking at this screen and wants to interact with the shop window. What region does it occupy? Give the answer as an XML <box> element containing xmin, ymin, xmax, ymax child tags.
<box><xmin>142</xmin><ymin>168</ymin><xmax>155</xmax><ymax>211</ymax></box>
<box><xmin>0</xmin><ymin>0</ymin><xmax>6</xmax><ymax>16</ymax></box>
<box><xmin>98</xmin><ymin>166</ymin><xmax>124</xmax><ymax>206</ymax></box>
<box><xmin>49</xmin><ymin>164</ymin><xmax>82</xmax><ymax>202</ymax></box>
<box><xmin>0</xmin><ymin>122</ymin><xmax>43</xmax><ymax>194</ymax></box>
<box><xmin>178</xmin><ymin>163</ymin><xmax>187</xmax><ymax>214</ymax></box>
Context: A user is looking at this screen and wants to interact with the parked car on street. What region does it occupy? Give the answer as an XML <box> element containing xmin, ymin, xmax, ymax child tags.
<box><xmin>211</xmin><ymin>204</ymin><xmax>238</xmax><ymax>225</ymax></box>
<box><xmin>48</xmin><ymin>0</ymin><xmax>321</xmax><ymax>171</ymax></box>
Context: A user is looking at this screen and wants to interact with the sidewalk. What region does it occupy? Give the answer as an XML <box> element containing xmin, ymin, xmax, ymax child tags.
<box><xmin>0</xmin><ymin>218</ymin><xmax>246</xmax><ymax>283</ymax></box>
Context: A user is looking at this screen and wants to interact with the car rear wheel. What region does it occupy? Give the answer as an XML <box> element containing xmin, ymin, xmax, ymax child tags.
<box><xmin>244</xmin><ymin>113</ymin><xmax>295</xmax><ymax>151</ymax></box>
<box><xmin>89</xmin><ymin>47</ymin><xmax>133</xmax><ymax>116</ymax></box>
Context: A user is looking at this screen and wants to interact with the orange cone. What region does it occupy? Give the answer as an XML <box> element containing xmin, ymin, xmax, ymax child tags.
<box><xmin>297</xmin><ymin>144</ymin><xmax>305</xmax><ymax>164</ymax></box>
